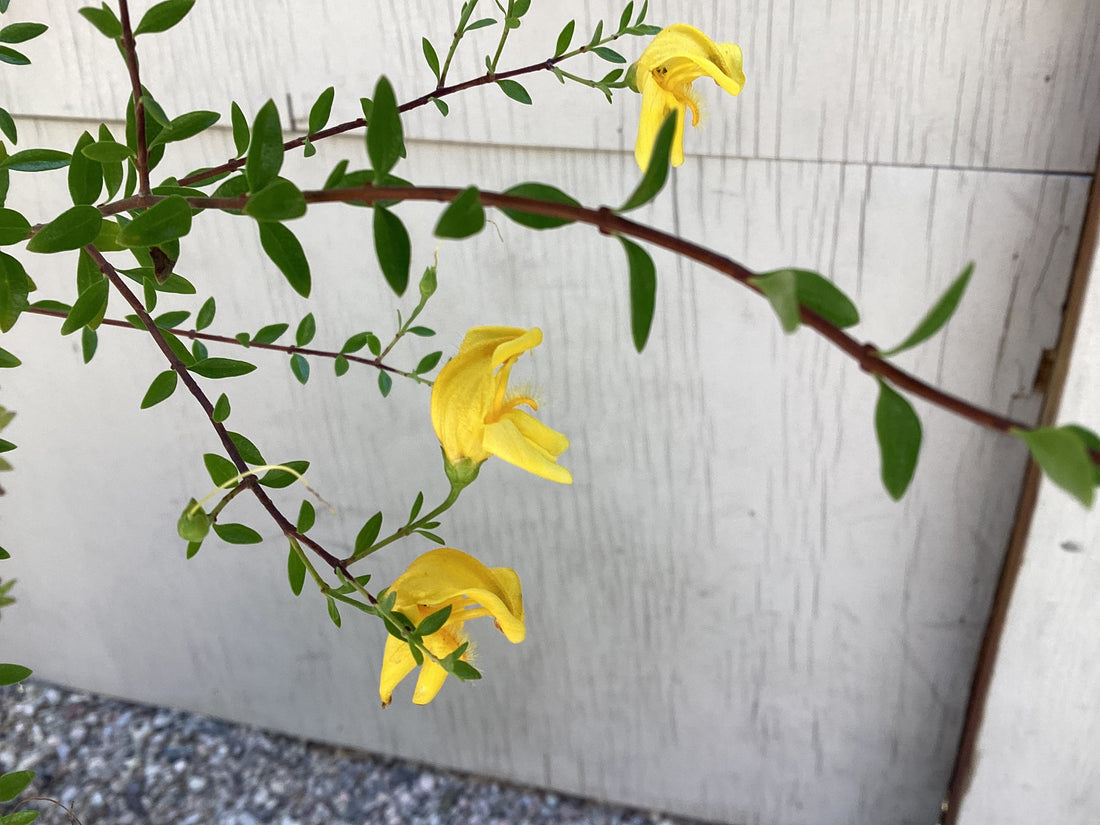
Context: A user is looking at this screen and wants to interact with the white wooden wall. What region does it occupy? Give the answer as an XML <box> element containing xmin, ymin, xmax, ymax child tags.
<box><xmin>1</xmin><ymin>3</ymin><xmax>1097</xmax><ymax>824</ymax></box>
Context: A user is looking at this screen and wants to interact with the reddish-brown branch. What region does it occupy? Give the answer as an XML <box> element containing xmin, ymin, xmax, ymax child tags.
<box><xmin>117</xmin><ymin>0</ymin><xmax>150</xmax><ymax>196</ymax></box>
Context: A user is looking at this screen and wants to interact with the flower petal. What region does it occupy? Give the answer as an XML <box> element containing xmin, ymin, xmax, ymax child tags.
<box><xmin>379</xmin><ymin>634</ymin><xmax>418</xmax><ymax>707</ymax></box>
<box><xmin>484</xmin><ymin>412</ymin><xmax>574</xmax><ymax>484</ymax></box>
<box><xmin>635</xmin><ymin>83</ymin><xmax>681</xmax><ymax>170</ymax></box>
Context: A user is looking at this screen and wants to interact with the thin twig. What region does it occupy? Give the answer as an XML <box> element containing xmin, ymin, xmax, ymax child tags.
<box><xmin>117</xmin><ymin>0</ymin><xmax>150</xmax><ymax>196</ymax></box>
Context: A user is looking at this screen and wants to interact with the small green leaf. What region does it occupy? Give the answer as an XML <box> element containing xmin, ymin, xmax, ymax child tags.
<box><xmin>591</xmin><ymin>46</ymin><xmax>626</xmax><ymax>63</ymax></box>
<box><xmin>355</xmin><ymin>511</ymin><xmax>384</xmax><ymax>554</ymax></box>
<box><xmin>230</xmin><ymin>101</ymin><xmax>249</xmax><ymax>156</ymax></box>
<box><xmin>500</xmin><ymin>182</ymin><xmax>580</xmax><ymax>229</ymax></box>
<box><xmin>202</xmin><ymin>452</ymin><xmax>237</xmax><ymax>486</ymax></box>
<box><xmin>0</xmin><ymin>663</ymin><xmax>32</xmax><ymax>686</ymax></box>
<box><xmin>0</xmin><ymin>108</ymin><xmax>16</xmax><ymax>144</ymax></box>
<box><xmin>1014</xmin><ymin>426</ymin><xmax>1096</xmax><ymax>508</ymax></box>
<box><xmin>213</xmin><ymin>522</ymin><xmax>263</xmax><ymax>544</ymax></box>
<box><xmin>116</xmin><ymin>195</ymin><xmax>192</xmax><ymax>247</ymax></box>
<box><xmin>0</xmin><ymin>346</ymin><xmax>20</xmax><ymax>368</ymax></box>
<box><xmin>408</xmin><ymin>325</ymin><xmax>435</xmax><ymax>337</ymax></box>
<box><xmin>619</xmin><ymin>111</ymin><xmax>676</xmax><ymax>211</ymax></box>
<box><xmin>421</xmin><ymin>37</ymin><xmax>440</xmax><ymax>81</ymax></box>
<box><xmin>259</xmin><ymin>460</ymin><xmax>309</xmax><ymax>488</ymax></box>
<box><xmin>414</xmin><ymin>351</ymin><xmax>442</xmax><ymax>374</ymax></box>
<box><xmin>177</xmin><ymin>498</ymin><xmax>211</xmax><ymax>542</ymax></box>
<box><xmin>750</xmin><ymin>269</ymin><xmax>800</xmax><ymax>333</ymax></box>
<box><xmin>617</xmin><ymin>2</ymin><xmax>635</xmax><ymax>31</ymax></box>
<box><xmin>228</xmin><ymin>431</ymin><xmax>265</xmax><ymax>464</ymax></box>
<box><xmin>195</xmin><ymin>296</ymin><xmax>215</xmax><ymax>330</ymax></box>
<box><xmin>434</xmin><ymin>186</ymin><xmax>484</xmax><ymax>238</ymax></box>
<box><xmin>289</xmin><ymin>353</ymin><xmax>309</xmax><ymax>384</ymax></box>
<box><xmin>0</xmin><ymin>809</ymin><xmax>40</xmax><ymax>825</ymax></box>
<box><xmin>0</xmin><ymin>208</ymin><xmax>30</xmax><ymax>245</ymax></box>
<box><xmin>80</xmin><ymin>140</ymin><xmax>133</xmax><ymax>163</ymax></box>
<box><xmin>326</xmin><ymin>595</ymin><xmax>342</xmax><ymax>627</ymax></box>
<box><xmin>153</xmin><ymin>310</ymin><xmax>189</xmax><ymax>329</ymax></box>
<box><xmin>618</xmin><ymin>236</ymin><xmax>657</xmax><ymax>352</ymax></box>
<box><xmin>189</xmin><ymin>357</ymin><xmax>256</xmax><ymax>378</ymax></box>
<box><xmin>0</xmin><ymin>149</ymin><xmax>69</xmax><ymax>173</ymax></box>
<box><xmin>554</xmin><ymin>19</ymin><xmax>575</xmax><ymax>56</ymax></box>
<box><xmin>879</xmin><ymin>262</ymin><xmax>974</xmax><ymax>356</ymax></box>
<box><xmin>366</xmin><ymin>76</ymin><xmax>404</xmax><ymax>181</ymax></box>
<box><xmin>81</xmin><ymin>327</ymin><xmax>98</xmax><ymax>363</ymax></box>
<box><xmin>295</xmin><ymin>313</ymin><xmax>315</xmax><ymax>346</ymax></box>
<box><xmin>1063</xmin><ymin>425</ymin><xmax>1100</xmax><ymax>486</ymax></box>
<box><xmin>378</xmin><ymin>370</ymin><xmax>392</xmax><ymax>397</ymax></box>
<box><xmin>140</xmin><ymin>369</ymin><xmax>178</xmax><ymax>409</ymax></box>
<box><xmin>245</xmin><ymin>178</ymin><xmax>307</xmax><ymax>222</ymax></box>
<box><xmin>149</xmin><ymin>110</ymin><xmax>220</xmax><ymax>148</ymax></box>
<box><xmin>0</xmin><ymin>46</ymin><xmax>30</xmax><ymax>66</ymax></box>
<box><xmin>417</xmin><ymin>529</ymin><xmax>446</xmax><ymax>545</ymax></box>
<box><xmin>26</xmin><ymin>204</ymin><xmax>101</xmax><ymax>253</ymax></box>
<box><xmin>134</xmin><ymin>0</ymin><xmax>196</xmax><ymax>35</ymax></box>
<box><xmin>59</xmin><ymin>277</ymin><xmax>108</xmax><ymax>335</ymax></box>
<box><xmin>497</xmin><ymin>78</ymin><xmax>532</xmax><ymax>104</ymax></box>
<box><xmin>0</xmin><ymin>770</ymin><xmax>34</xmax><ymax>802</ymax></box>
<box><xmin>185</xmin><ymin>540</ymin><xmax>202</xmax><ymax>559</ymax></box>
<box><xmin>373</xmin><ymin>206</ymin><xmax>410</xmax><ymax>296</ymax></box>
<box><xmin>246</xmin><ymin>100</ymin><xmax>284</xmax><ymax>191</ymax></box>
<box><xmin>98</xmin><ymin>125</ymin><xmax>124</xmax><ymax>198</ymax></box>
<box><xmin>416</xmin><ymin>604</ymin><xmax>452</xmax><ymax>637</ymax></box>
<box><xmin>212</xmin><ymin>393</ymin><xmax>231</xmax><ymax>422</ymax></box>
<box><xmin>68</xmin><ymin>131</ymin><xmax>102</xmax><ymax>206</ymax></box>
<box><xmin>466</xmin><ymin>17</ymin><xmax>496</xmax><ymax>30</ymax></box>
<box><xmin>756</xmin><ymin>268</ymin><xmax>860</xmax><ymax>329</ymax></box>
<box><xmin>450</xmin><ymin>660</ymin><xmax>481</xmax><ymax>681</ymax></box>
<box><xmin>78</xmin><ymin>5</ymin><xmax>123</xmax><ymax>38</ymax></box>
<box><xmin>287</xmin><ymin>545</ymin><xmax>306</xmax><ymax>596</ymax></box>
<box><xmin>0</xmin><ymin>252</ymin><xmax>31</xmax><ymax>332</ymax></box>
<box><xmin>253</xmin><ymin>323</ymin><xmax>288</xmax><ymax>344</ymax></box>
<box><xmin>874</xmin><ymin>379</ymin><xmax>922</xmax><ymax>500</ymax></box>
<box><xmin>296</xmin><ymin>500</ymin><xmax>316</xmax><ymax>533</ymax></box>
<box><xmin>334</xmin><ymin>355</ymin><xmax>350</xmax><ymax>376</ymax></box>
<box><xmin>305</xmin><ymin>86</ymin><xmax>334</xmax><ymax>137</ymax></box>
<box><xmin>431</xmin><ymin>97</ymin><xmax>449</xmax><ymax>116</ymax></box>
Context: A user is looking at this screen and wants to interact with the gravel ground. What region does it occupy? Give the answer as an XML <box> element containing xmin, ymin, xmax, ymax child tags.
<box><xmin>1</xmin><ymin>679</ymin><xmax>704</xmax><ymax>825</ymax></box>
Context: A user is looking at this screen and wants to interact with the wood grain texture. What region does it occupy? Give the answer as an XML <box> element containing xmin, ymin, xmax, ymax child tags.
<box><xmin>1</xmin><ymin>107</ymin><xmax>1088</xmax><ymax>823</ymax></box>
<box><xmin>1</xmin><ymin>2</ymin><xmax>1097</xmax><ymax>171</ymax></box>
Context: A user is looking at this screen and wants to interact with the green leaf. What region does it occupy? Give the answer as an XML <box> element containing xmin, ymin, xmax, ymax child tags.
<box><xmin>0</xmin><ymin>252</ymin><xmax>30</xmax><ymax>332</ymax></box>
<box><xmin>228</xmin><ymin>431</ymin><xmax>265</xmax><ymax>464</ymax></box>
<box><xmin>0</xmin><ymin>208</ymin><xmax>30</xmax><ymax>245</ymax></box>
<box><xmin>68</xmin><ymin>131</ymin><xmax>102</xmax><ymax>205</ymax></box>
<box><xmin>0</xmin><ymin>663</ymin><xmax>32</xmax><ymax>686</ymax></box>
<box><xmin>0</xmin><ymin>810</ymin><xmax>40</xmax><ymax>825</ymax></box>
<box><xmin>134</xmin><ymin>0</ymin><xmax>196</xmax><ymax>35</ymax></box>
<box><xmin>287</xmin><ymin>545</ymin><xmax>306</xmax><ymax>596</ymax></box>
<box><xmin>0</xmin><ymin>108</ymin><xmax>16</xmax><ymax>144</ymax></box>
<box><xmin>212</xmin><ymin>392</ymin><xmax>231</xmax><ymax>422</ymax></box>
<box><xmin>378</xmin><ymin>370</ymin><xmax>392</xmax><ymax>397</ymax></box>
<box><xmin>354</xmin><ymin>512</ymin><xmax>384</xmax><ymax>555</ymax></box>
<box><xmin>140</xmin><ymin>369</ymin><xmax>178</xmax><ymax>408</ymax></box>
<box><xmin>245</xmin><ymin>177</ymin><xmax>307</xmax><ymax>222</ymax></box>
<box><xmin>26</xmin><ymin>204</ymin><xmax>101</xmax><ymax>252</ymax></box>
<box><xmin>1014</xmin><ymin>426</ymin><xmax>1096</xmax><ymax>507</ymax></box>
<box><xmin>450</xmin><ymin>660</ymin><xmax>481</xmax><ymax>681</ymax></box>
<box><xmin>366</xmin><ymin>76</ymin><xmax>404</xmax><ymax>181</ymax></box>
<box><xmin>874</xmin><ymin>379</ymin><xmax>922</xmax><ymax>500</ymax></box>
<box><xmin>617</xmin><ymin>2</ymin><xmax>634</xmax><ymax>31</ymax></box>
<box><xmin>879</xmin><ymin>262</ymin><xmax>974</xmax><ymax>356</ymax></box>
<box><xmin>245</xmin><ymin>100</ymin><xmax>284</xmax><ymax>191</ymax></box>
<box><xmin>80</xmin><ymin>141</ymin><xmax>133</xmax><ymax>164</ymax></box>
<box><xmin>1063</xmin><ymin>425</ymin><xmax>1100</xmax><ymax>485</ymax></box>
<box><xmin>0</xmin><ymin>46</ymin><xmax>30</xmax><ymax>66</ymax></box>
<box><xmin>116</xmin><ymin>195</ymin><xmax>192</xmax><ymax>248</ymax></box>
<box><xmin>414</xmin><ymin>351</ymin><xmax>442</xmax><ymax>374</ymax></box>
<box><xmin>326</xmin><ymin>595</ymin><xmax>342</xmax><ymax>627</ymax></box>
<box><xmin>591</xmin><ymin>46</ymin><xmax>626</xmax><ymax>63</ymax></box>
<box><xmin>250</xmin><ymin>324</ymin><xmax>286</xmax><ymax>345</ymax></box>
<box><xmin>295</xmin><ymin>313</ymin><xmax>315</xmax><ymax>346</ymax></box>
<box><xmin>230</xmin><ymin>102</ymin><xmax>249</xmax><ymax>156</ymax></box>
<box><xmin>176</xmin><ymin>499</ymin><xmax>211</xmax><ymax>542</ymax></box>
<box><xmin>190</xmin><ymin>358</ymin><xmax>256</xmax><ymax>378</ymax></box>
<box><xmin>554</xmin><ymin>19</ymin><xmax>575</xmax><ymax>56</ymax></box>
<box><xmin>466</xmin><ymin>17</ymin><xmax>496</xmax><ymax>30</ymax></box>
<box><xmin>149</xmin><ymin>110</ymin><xmax>219</xmax><ymax>148</ymax></box>
<box><xmin>308</xmin><ymin>87</ymin><xmax>335</xmax><ymax>136</ymax></box>
<box><xmin>493</xmin><ymin>182</ymin><xmax>578</xmax><ymax>229</ymax></box>
<box><xmin>98</xmin><ymin>125</ymin><xmax>124</xmax><ymax>198</ymax></box>
<box><xmin>497</xmin><ymin>78</ymin><xmax>532</xmax><ymax>104</ymax></box>
<box><xmin>416</xmin><ymin>605</ymin><xmax>452</xmax><ymax>637</ymax></box>
<box><xmin>373</xmin><ymin>206</ymin><xmax>410</xmax><ymax>296</ymax></box>
<box><xmin>185</xmin><ymin>540</ymin><xmax>202</xmax><ymax>559</ymax></box>
<box><xmin>434</xmin><ymin>186</ymin><xmax>484</xmax><ymax>238</ymax></box>
<box><xmin>0</xmin><ymin>770</ymin><xmax>34</xmax><ymax>802</ymax></box>
<box><xmin>259</xmin><ymin>460</ymin><xmax>309</xmax><ymax>488</ymax></box>
<box><xmin>341</xmin><ymin>332</ymin><xmax>371</xmax><ymax>353</ymax></box>
<box><xmin>289</xmin><ymin>353</ymin><xmax>309</xmax><ymax>384</ymax></box>
<box><xmin>421</xmin><ymin>38</ymin><xmax>440</xmax><ymax>81</ymax></box>
<box><xmin>756</xmin><ymin>268</ymin><xmax>860</xmax><ymax>329</ymax></box>
<box><xmin>0</xmin><ymin>346</ymin><xmax>20</xmax><ymax>368</ymax></box>
<box><xmin>296</xmin><ymin>500</ymin><xmax>316</xmax><ymax>533</ymax></box>
<box><xmin>334</xmin><ymin>355</ymin><xmax>350</xmax><ymax>376</ymax></box>
<box><xmin>431</xmin><ymin>97</ymin><xmax>449</xmax><ymax>116</ymax></box>
<box><xmin>195</xmin><ymin>296</ymin><xmax>215</xmax><ymax>330</ymax></box>
<box><xmin>60</xmin><ymin>277</ymin><xmax>108</xmax><ymax>335</ymax></box>
<box><xmin>619</xmin><ymin>236</ymin><xmax>657</xmax><ymax>352</ymax></box>
<box><xmin>213</xmin><ymin>522</ymin><xmax>263</xmax><ymax>544</ymax></box>
<box><xmin>749</xmin><ymin>269</ymin><xmax>801</xmax><ymax>333</ymax></box>
<box><xmin>78</xmin><ymin>6</ymin><xmax>122</xmax><ymax>39</ymax></box>
<box><xmin>203</xmin><ymin>452</ymin><xmax>237</xmax><ymax>486</ymax></box>
<box><xmin>81</xmin><ymin>327</ymin><xmax>98</xmax><ymax>363</ymax></box>
<box><xmin>408</xmin><ymin>325</ymin><xmax>435</xmax><ymax>337</ymax></box>
<box><xmin>619</xmin><ymin>111</ymin><xmax>676</xmax><ymax>211</ymax></box>
<box><xmin>154</xmin><ymin>310</ymin><xmax>189</xmax><ymax>329</ymax></box>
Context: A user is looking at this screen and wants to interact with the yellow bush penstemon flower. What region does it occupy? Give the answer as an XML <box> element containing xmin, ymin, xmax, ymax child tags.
<box><xmin>378</xmin><ymin>548</ymin><xmax>526</xmax><ymax>706</ymax></box>
<box><xmin>431</xmin><ymin>326</ymin><xmax>572</xmax><ymax>484</ymax></box>
<box><xmin>630</xmin><ymin>24</ymin><xmax>746</xmax><ymax>170</ymax></box>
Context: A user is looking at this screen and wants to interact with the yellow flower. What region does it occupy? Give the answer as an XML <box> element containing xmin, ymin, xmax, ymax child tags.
<box><xmin>631</xmin><ymin>24</ymin><xmax>746</xmax><ymax>170</ymax></box>
<box><xmin>378</xmin><ymin>548</ymin><xmax>526</xmax><ymax>706</ymax></box>
<box><xmin>431</xmin><ymin>326</ymin><xmax>572</xmax><ymax>484</ymax></box>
